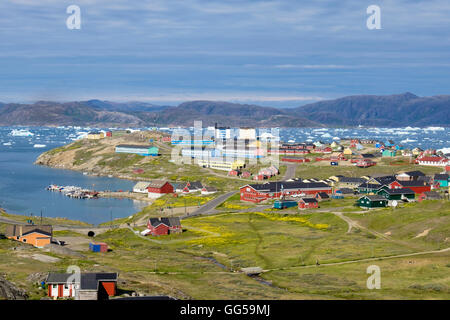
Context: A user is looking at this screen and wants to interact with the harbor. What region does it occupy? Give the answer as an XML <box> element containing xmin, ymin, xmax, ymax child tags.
<box><xmin>46</xmin><ymin>185</ymin><xmax>100</xmax><ymax>199</ymax></box>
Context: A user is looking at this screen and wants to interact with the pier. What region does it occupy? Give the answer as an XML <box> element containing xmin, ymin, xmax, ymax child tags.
<box><xmin>46</xmin><ymin>185</ymin><xmax>99</xmax><ymax>199</ymax></box>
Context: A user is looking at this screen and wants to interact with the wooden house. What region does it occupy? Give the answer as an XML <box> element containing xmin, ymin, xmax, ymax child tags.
<box><xmin>389</xmin><ymin>180</ymin><xmax>431</xmax><ymax>194</ymax></box>
<box><xmin>133</xmin><ymin>181</ymin><xmax>151</xmax><ymax>193</ymax></box>
<box><xmin>146</xmin><ymin>180</ymin><xmax>174</xmax><ymax>198</ymax></box>
<box><xmin>418</xmin><ymin>191</ymin><xmax>443</xmax><ymax>202</ymax></box>
<box><xmin>240</xmin><ymin>181</ymin><xmax>331</xmax><ymax>203</ymax></box>
<box><xmin>147</xmin><ymin>217</ymin><xmax>182</xmax><ymax>236</ymax></box>
<box><xmin>46</xmin><ymin>272</ymin><xmax>117</xmax><ymax>300</ymax></box>
<box><xmin>201</xmin><ymin>186</ymin><xmax>218</xmax><ymax>195</ymax></box>
<box><xmin>377</xmin><ymin>188</ymin><xmax>415</xmax><ymax>201</ymax></box>
<box><xmin>357</xmin><ymin>195</ymin><xmax>388</xmax><ymax>208</ymax></box>
<box><xmin>5</xmin><ymin>224</ymin><xmax>52</xmax><ymax>248</ymax></box>
<box><xmin>382</xmin><ymin>150</ymin><xmax>397</xmax><ymax>157</ymax></box>
<box><xmin>298</xmin><ymin>198</ymin><xmax>319</xmax><ymax>209</ymax></box>
<box><xmin>315</xmin><ymin>192</ymin><xmax>330</xmax><ymax>201</ymax></box>
<box><xmin>434</xmin><ymin>174</ymin><xmax>449</xmax><ymax>187</ymax></box>
<box><xmin>396</xmin><ymin>171</ymin><xmax>425</xmax><ymax>181</ymax></box>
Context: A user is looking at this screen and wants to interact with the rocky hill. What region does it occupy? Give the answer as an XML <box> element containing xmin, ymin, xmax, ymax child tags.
<box><xmin>0</xmin><ymin>93</ymin><xmax>448</xmax><ymax>127</ymax></box>
<box><xmin>293</xmin><ymin>93</ymin><xmax>450</xmax><ymax>127</ymax></box>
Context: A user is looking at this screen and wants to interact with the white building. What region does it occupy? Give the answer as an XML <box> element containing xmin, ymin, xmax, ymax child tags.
<box><xmin>133</xmin><ymin>182</ymin><xmax>151</xmax><ymax>193</ymax></box>
<box><xmin>239</xmin><ymin>128</ymin><xmax>257</xmax><ymax>140</ymax></box>
<box><xmin>215</xmin><ymin>125</ymin><xmax>231</xmax><ymax>140</ymax></box>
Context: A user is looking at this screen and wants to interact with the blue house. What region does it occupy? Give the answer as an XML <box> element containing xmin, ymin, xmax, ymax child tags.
<box><xmin>382</xmin><ymin>150</ymin><xmax>397</xmax><ymax>157</ymax></box>
<box><xmin>434</xmin><ymin>174</ymin><xmax>449</xmax><ymax>187</ymax></box>
<box><xmin>384</xmin><ymin>140</ymin><xmax>395</xmax><ymax>147</ymax></box>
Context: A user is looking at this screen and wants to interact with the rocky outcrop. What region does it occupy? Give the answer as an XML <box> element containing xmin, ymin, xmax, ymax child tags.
<box><xmin>0</xmin><ymin>275</ymin><xmax>28</xmax><ymax>300</ymax></box>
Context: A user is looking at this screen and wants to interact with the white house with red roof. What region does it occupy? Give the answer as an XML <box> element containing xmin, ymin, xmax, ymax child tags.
<box><xmin>416</xmin><ymin>156</ymin><xmax>448</xmax><ymax>167</ymax></box>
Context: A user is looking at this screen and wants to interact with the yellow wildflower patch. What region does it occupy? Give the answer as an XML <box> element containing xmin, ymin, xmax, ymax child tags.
<box><xmin>242</xmin><ymin>212</ymin><xmax>329</xmax><ymax>230</ymax></box>
<box><xmin>221</xmin><ymin>203</ymin><xmax>250</xmax><ymax>210</ymax></box>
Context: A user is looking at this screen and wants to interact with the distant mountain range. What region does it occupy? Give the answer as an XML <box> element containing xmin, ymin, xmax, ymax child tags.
<box><xmin>0</xmin><ymin>93</ymin><xmax>448</xmax><ymax>127</ymax></box>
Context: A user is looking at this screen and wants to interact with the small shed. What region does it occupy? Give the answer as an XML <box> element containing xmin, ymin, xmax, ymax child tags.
<box><xmin>315</xmin><ymin>192</ymin><xmax>330</xmax><ymax>201</ymax></box>
<box><xmin>89</xmin><ymin>242</ymin><xmax>108</xmax><ymax>253</ymax></box>
<box><xmin>298</xmin><ymin>198</ymin><xmax>319</xmax><ymax>209</ymax></box>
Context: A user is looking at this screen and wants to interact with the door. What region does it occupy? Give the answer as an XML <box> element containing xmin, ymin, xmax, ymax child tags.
<box><xmin>51</xmin><ymin>284</ymin><xmax>58</xmax><ymax>297</ymax></box>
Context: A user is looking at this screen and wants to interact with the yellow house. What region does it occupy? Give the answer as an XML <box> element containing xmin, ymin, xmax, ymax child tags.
<box><xmin>343</xmin><ymin>147</ymin><xmax>353</xmax><ymax>155</ymax></box>
<box><xmin>197</xmin><ymin>158</ymin><xmax>245</xmax><ymax>171</ymax></box>
<box><xmin>87</xmin><ymin>131</ymin><xmax>105</xmax><ymax>140</ymax></box>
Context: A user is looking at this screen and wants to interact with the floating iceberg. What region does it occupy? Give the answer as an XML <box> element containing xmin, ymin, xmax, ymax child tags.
<box><xmin>3</xmin><ymin>142</ymin><xmax>12</xmax><ymax>146</ymax></box>
<box><xmin>9</xmin><ymin>129</ymin><xmax>34</xmax><ymax>137</ymax></box>
<box><xmin>33</xmin><ymin>144</ymin><xmax>47</xmax><ymax>148</ymax></box>
<box><xmin>400</xmin><ymin>138</ymin><xmax>417</xmax><ymax>143</ymax></box>
<box><xmin>424</xmin><ymin>127</ymin><xmax>445</xmax><ymax>131</ymax></box>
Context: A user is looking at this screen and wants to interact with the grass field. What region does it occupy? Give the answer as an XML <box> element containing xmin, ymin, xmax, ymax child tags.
<box><xmin>1</xmin><ymin>196</ymin><xmax>449</xmax><ymax>300</ymax></box>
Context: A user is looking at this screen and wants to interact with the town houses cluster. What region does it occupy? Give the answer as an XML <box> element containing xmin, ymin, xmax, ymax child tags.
<box><xmin>1</xmin><ymin>128</ymin><xmax>449</xmax><ymax>301</ymax></box>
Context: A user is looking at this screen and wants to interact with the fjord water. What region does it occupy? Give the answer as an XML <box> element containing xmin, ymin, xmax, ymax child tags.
<box><xmin>0</xmin><ymin>126</ymin><xmax>449</xmax><ymax>224</ymax></box>
<box><xmin>0</xmin><ymin>127</ymin><xmax>145</xmax><ymax>225</ymax></box>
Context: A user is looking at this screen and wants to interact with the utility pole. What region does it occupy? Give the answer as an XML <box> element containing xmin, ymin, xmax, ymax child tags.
<box><xmin>40</xmin><ymin>210</ymin><xmax>43</xmax><ymax>225</ymax></box>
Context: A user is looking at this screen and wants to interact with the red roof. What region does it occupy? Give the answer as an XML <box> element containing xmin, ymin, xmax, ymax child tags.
<box><xmin>418</xmin><ymin>156</ymin><xmax>445</xmax><ymax>162</ymax></box>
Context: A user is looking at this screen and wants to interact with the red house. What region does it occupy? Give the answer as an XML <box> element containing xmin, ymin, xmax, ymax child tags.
<box><xmin>389</xmin><ymin>180</ymin><xmax>431</xmax><ymax>194</ymax></box>
<box><xmin>147</xmin><ymin>217</ymin><xmax>182</xmax><ymax>236</ymax></box>
<box><xmin>146</xmin><ymin>180</ymin><xmax>174</xmax><ymax>198</ymax></box>
<box><xmin>228</xmin><ymin>170</ymin><xmax>240</xmax><ymax>176</ymax></box>
<box><xmin>298</xmin><ymin>198</ymin><xmax>319</xmax><ymax>209</ymax></box>
<box><xmin>105</xmin><ymin>131</ymin><xmax>112</xmax><ymax>137</ymax></box>
<box><xmin>240</xmin><ymin>181</ymin><xmax>331</xmax><ymax>203</ymax></box>
<box><xmin>418</xmin><ymin>191</ymin><xmax>443</xmax><ymax>202</ymax></box>
<box><xmin>241</xmin><ymin>171</ymin><xmax>252</xmax><ymax>178</ymax></box>
<box><xmin>416</xmin><ymin>156</ymin><xmax>448</xmax><ymax>167</ymax></box>
<box><xmin>46</xmin><ymin>272</ymin><xmax>117</xmax><ymax>300</ymax></box>
<box><xmin>282</xmin><ymin>157</ymin><xmax>310</xmax><ymax>163</ymax></box>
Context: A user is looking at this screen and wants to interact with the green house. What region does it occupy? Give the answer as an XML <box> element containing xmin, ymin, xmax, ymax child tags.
<box><xmin>357</xmin><ymin>195</ymin><xmax>388</xmax><ymax>208</ymax></box>
<box><xmin>382</xmin><ymin>150</ymin><xmax>397</xmax><ymax>157</ymax></box>
<box><xmin>115</xmin><ymin>144</ymin><xmax>159</xmax><ymax>156</ymax></box>
<box><xmin>376</xmin><ymin>188</ymin><xmax>415</xmax><ymax>201</ymax></box>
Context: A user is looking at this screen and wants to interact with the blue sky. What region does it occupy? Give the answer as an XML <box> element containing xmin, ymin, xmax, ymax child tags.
<box><xmin>0</xmin><ymin>0</ymin><xmax>449</xmax><ymax>107</ymax></box>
